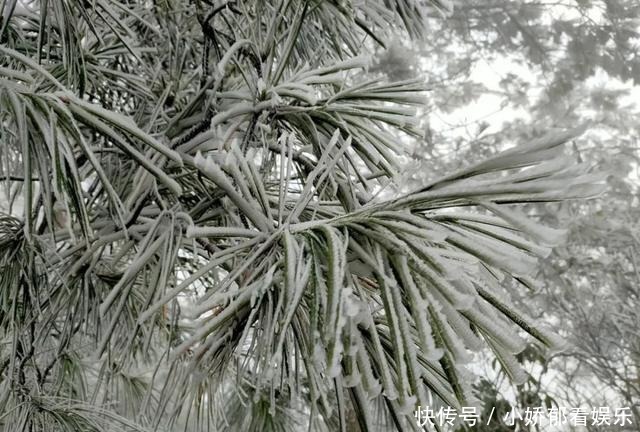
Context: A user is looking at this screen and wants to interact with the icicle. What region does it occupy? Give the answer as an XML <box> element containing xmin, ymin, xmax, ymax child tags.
<box><xmin>446</xmin><ymin>230</ymin><xmax>537</xmax><ymax>277</ymax></box>
<box><xmin>463</xmin><ymin>303</ymin><xmax>527</xmax><ymax>355</ymax></box>
<box><xmin>486</xmin><ymin>337</ymin><xmax>529</xmax><ymax>385</ymax></box>
<box><xmin>354</xmin><ymin>333</ymin><xmax>383</xmax><ymax>399</ymax></box>
<box><xmin>438</xmin><ymin>299</ymin><xmax>484</xmax><ymax>352</ymax></box>
<box><xmin>428</xmin><ymin>297</ymin><xmax>472</xmax><ymax>364</ymax></box>
<box><xmin>394</xmin><ymin>256</ymin><xmax>443</xmax><ymax>360</ymax></box>
<box><xmin>480</xmin><ymin>201</ymin><xmax>568</xmax><ymax>246</ymax></box>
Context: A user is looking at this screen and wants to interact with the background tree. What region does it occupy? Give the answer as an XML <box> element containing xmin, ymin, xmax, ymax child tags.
<box><xmin>0</xmin><ymin>1</ymin><xmax>609</xmax><ymax>431</ymax></box>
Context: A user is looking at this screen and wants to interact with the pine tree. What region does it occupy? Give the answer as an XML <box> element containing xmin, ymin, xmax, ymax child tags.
<box><xmin>0</xmin><ymin>1</ymin><xmax>604</xmax><ymax>430</ymax></box>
